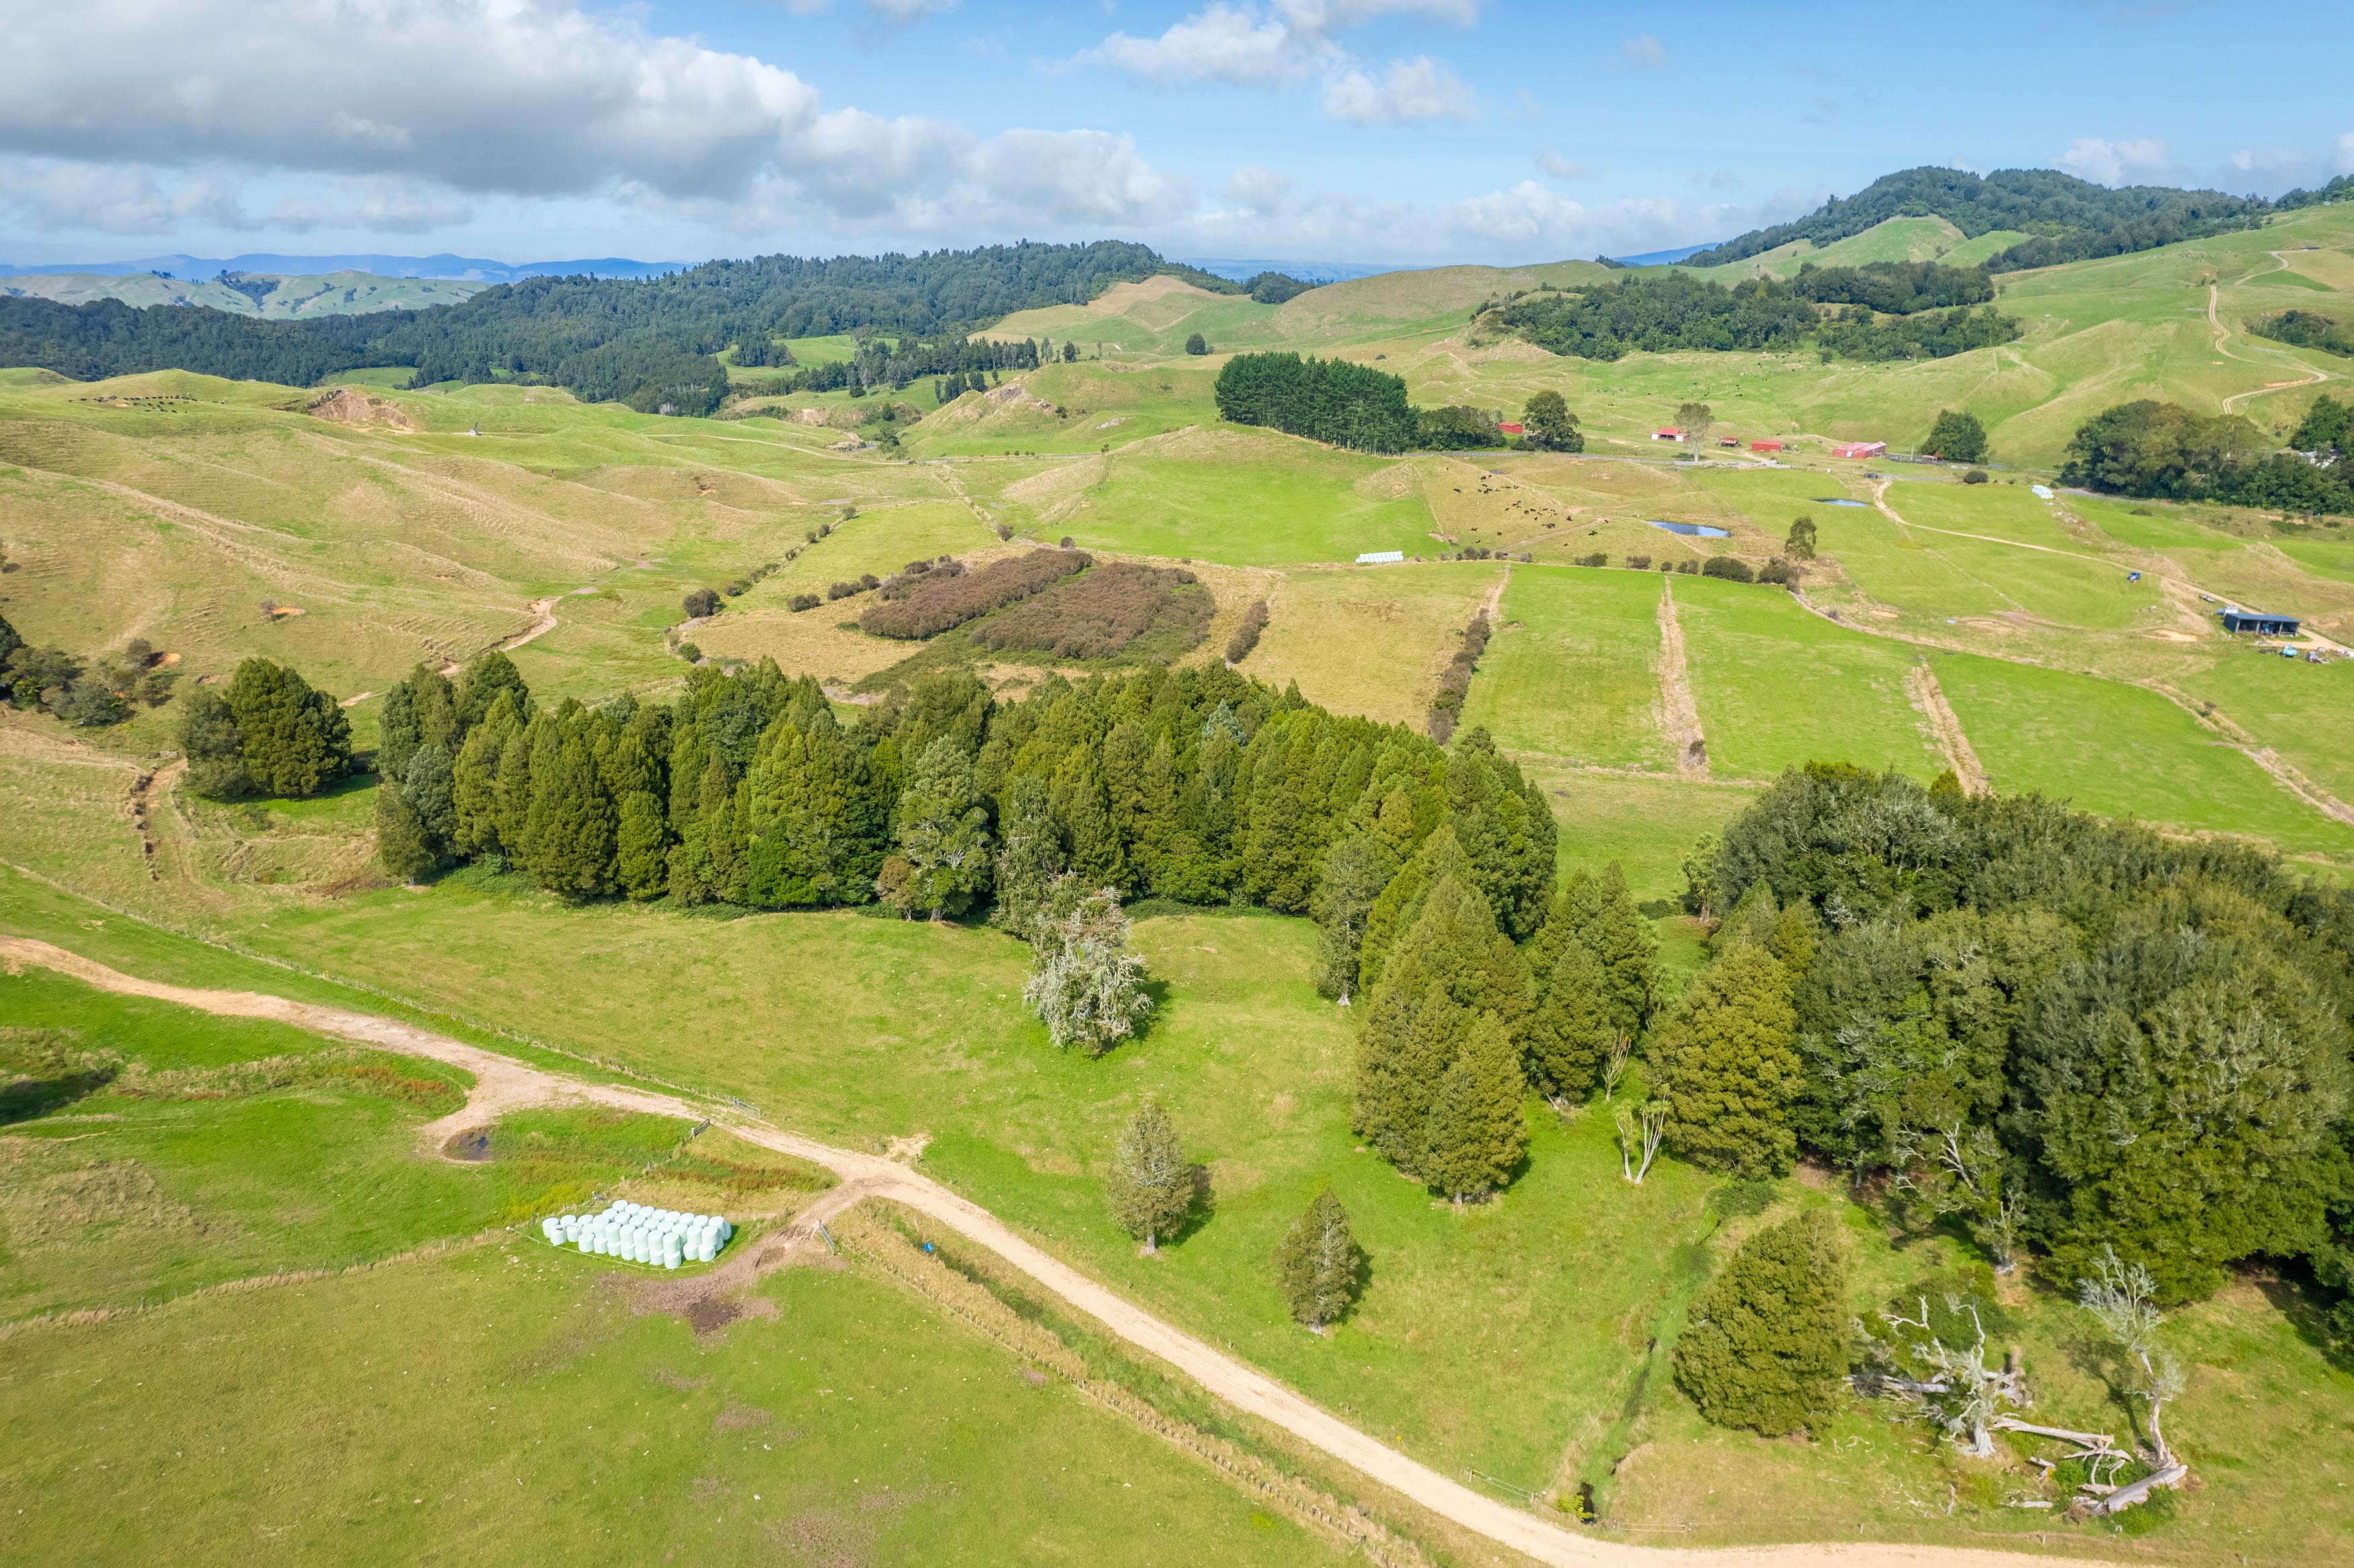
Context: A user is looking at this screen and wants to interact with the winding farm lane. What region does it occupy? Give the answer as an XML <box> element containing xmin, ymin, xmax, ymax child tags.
<box><xmin>0</xmin><ymin>935</ymin><xmax>2109</xmax><ymax>1568</ymax></box>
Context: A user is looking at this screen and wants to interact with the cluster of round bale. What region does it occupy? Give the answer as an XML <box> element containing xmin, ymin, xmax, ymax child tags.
<box><xmin>541</xmin><ymin>1202</ymin><xmax>732</xmax><ymax>1269</ymax></box>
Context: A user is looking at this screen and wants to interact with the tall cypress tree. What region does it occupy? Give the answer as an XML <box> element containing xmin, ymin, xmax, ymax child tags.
<box><xmin>525</xmin><ymin>730</ymin><xmax>617</xmax><ymax>898</ymax></box>
<box><xmin>1312</xmin><ymin>831</ymin><xmax>1400</xmax><ymax>1003</ymax></box>
<box><xmin>1653</xmin><ymin>942</ymin><xmax>1802</xmax><ymax>1177</ymax></box>
<box><xmin>1526</xmin><ymin>934</ymin><xmax>1611</xmax><ymax>1098</ymax></box>
<box><xmin>1358</xmin><ymin>825</ymin><xmax>1476</xmax><ymax>992</ymax></box>
<box><xmin>1586</xmin><ymin>863</ymin><xmax>1662</xmax><ymax>1038</ymax></box>
<box><xmin>402</xmin><ymin>741</ymin><xmax>457</xmax><ymax>857</ymax></box>
<box><xmin>1418</xmin><ymin>1011</ymin><xmax>1527</xmax><ymax>1204</ymax></box>
<box><xmin>615</xmin><ymin>789</ymin><xmax>669</xmax><ymax>899</ymax></box>
<box><xmin>374</xmin><ymin>773</ymin><xmax>434</xmax><ymax>881</ymax></box>
<box><xmin>991</xmin><ymin>772</ymin><xmax>1065</xmax><ymax>935</ymax></box>
<box><xmin>455</xmin><ymin>650</ymin><xmax>529</xmax><ymax>732</ymax></box>
<box><xmin>451</xmin><ymin>689</ymin><xmax>521</xmax><ymax>859</ymax></box>
<box><xmin>1051</xmin><ymin>748</ymin><xmax>1125</xmax><ymax>890</ymax></box>
<box><xmin>896</xmin><ymin>736</ymin><xmax>991</xmax><ymax>918</ymax></box>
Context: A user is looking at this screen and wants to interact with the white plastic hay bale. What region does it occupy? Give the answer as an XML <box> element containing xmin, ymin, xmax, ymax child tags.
<box><xmin>541</xmin><ymin>1217</ymin><xmax>562</xmax><ymax>1244</ymax></box>
<box><xmin>694</xmin><ymin>1231</ymin><xmax>715</xmax><ymax>1264</ymax></box>
<box><xmin>663</xmin><ymin>1235</ymin><xmax>682</xmax><ymax>1269</ymax></box>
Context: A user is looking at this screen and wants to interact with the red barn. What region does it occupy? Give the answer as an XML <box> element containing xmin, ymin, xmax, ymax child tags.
<box><xmin>1652</xmin><ymin>427</ymin><xmax>1681</xmax><ymax>441</ymax></box>
<box><xmin>1498</xmin><ymin>422</ymin><xmax>1525</xmax><ymax>435</ymax></box>
<box><xmin>1831</xmin><ymin>440</ymin><xmax>1887</xmax><ymax>459</ymax></box>
<box><xmin>1750</xmin><ymin>439</ymin><xmax>1784</xmax><ymax>453</ymax></box>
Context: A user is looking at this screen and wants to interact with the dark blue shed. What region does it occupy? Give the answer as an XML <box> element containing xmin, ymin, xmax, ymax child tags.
<box><xmin>2220</xmin><ymin>607</ymin><xmax>2300</xmax><ymax>636</ymax></box>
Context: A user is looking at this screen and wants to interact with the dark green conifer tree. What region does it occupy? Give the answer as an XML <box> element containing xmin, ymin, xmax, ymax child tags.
<box><xmin>1418</xmin><ymin>1011</ymin><xmax>1527</xmax><ymax>1204</ymax></box>
<box><xmin>991</xmin><ymin>772</ymin><xmax>1065</xmax><ymax>935</ymax></box>
<box><xmin>1653</xmin><ymin>942</ymin><xmax>1802</xmax><ymax>1177</ymax></box>
<box><xmin>451</xmin><ymin>689</ymin><xmax>521</xmax><ymax>858</ymax></box>
<box><xmin>1672</xmin><ymin>1210</ymin><xmax>1850</xmax><ymax>1436</ymax></box>
<box><xmin>374</xmin><ymin>774</ymin><xmax>434</xmax><ymax>882</ymax></box>
<box><xmin>1312</xmin><ymin>831</ymin><xmax>1400</xmax><ymax>1003</ymax></box>
<box><xmin>896</xmin><ymin>736</ymin><xmax>991</xmax><ymax>918</ymax></box>
<box><xmin>1273</xmin><ymin>1189</ymin><xmax>1362</xmax><ymax>1329</ymax></box>
<box><xmin>402</xmin><ymin>741</ymin><xmax>457</xmax><ymax>856</ymax></box>
<box><xmin>225</xmin><ymin>658</ymin><xmax>351</xmax><ymax>798</ymax></box>
<box><xmin>525</xmin><ymin>730</ymin><xmax>617</xmax><ymax>898</ymax></box>
<box><xmin>1526</xmin><ymin>934</ymin><xmax>1612</xmax><ymax>1098</ymax></box>
<box><xmin>455</xmin><ymin>650</ymin><xmax>530</xmax><ymax>732</ymax></box>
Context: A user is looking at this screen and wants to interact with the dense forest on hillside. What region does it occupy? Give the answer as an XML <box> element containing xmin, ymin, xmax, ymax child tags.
<box><xmin>1684</xmin><ymin>166</ymin><xmax>2275</xmax><ymax>272</ymax></box>
<box><xmin>1487</xmin><ymin>267</ymin><xmax>2022</xmax><ymax>362</ymax></box>
<box><xmin>0</xmin><ymin>241</ymin><xmax>1182</xmax><ymax>411</ymax></box>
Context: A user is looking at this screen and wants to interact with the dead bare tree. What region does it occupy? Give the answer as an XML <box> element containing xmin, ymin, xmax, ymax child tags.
<box><xmin>1614</xmin><ymin>1099</ymin><xmax>1665</xmax><ymax>1184</ymax></box>
<box><xmin>1889</xmin><ymin>1118</ymin><xmax>2024</xmax><ymax>1273</ymax></box>
<box><xmin>2080</xmin><ymin>1247</ymin><xmax>2186</xmax><ymax>1473</ymax></box>
<box><xmin>1868</xmin><ymin>1297</ymin><xmax>2028</xmax><ymax>1458</ymax></box>
<box><xmin>1599</xmin><ymin>1031</ymin><xmax>1631</xmax><ymax>1103</ymax></box>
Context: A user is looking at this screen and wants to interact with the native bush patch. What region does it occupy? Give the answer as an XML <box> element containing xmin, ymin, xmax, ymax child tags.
<box><xmin>973</xmin><ymin>562</ymin><xmax>1214</xmax><ymax>662</ymax></box>
<box><xmin>862</xmin><ymin>548</ymin><xmax>1090</xmax><ymax>639</ymax></box>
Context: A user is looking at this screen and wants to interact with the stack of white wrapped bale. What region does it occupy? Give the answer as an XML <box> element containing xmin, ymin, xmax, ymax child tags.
<box><xmin>539</xmin><ymin>1202</ymin><xmax>732</xmax><ymax>1268</ymax></box>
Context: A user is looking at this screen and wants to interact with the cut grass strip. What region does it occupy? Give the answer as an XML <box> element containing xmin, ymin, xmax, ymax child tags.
<box><xmin>1464</xmin><ymin>566</ymin><xmax>1668</xmax><ymax>769</ymax></box>
<box><xmin>1670</xmin><ymin>577</ymin><xmax>1946</xmax><ymax>782</ymax></box>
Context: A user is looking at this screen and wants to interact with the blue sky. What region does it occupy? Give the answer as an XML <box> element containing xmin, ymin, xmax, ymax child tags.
<box><xmin>2</xmin><ymin>0</ymin><xmax>2349</xmax><ymax>268</ymax></box>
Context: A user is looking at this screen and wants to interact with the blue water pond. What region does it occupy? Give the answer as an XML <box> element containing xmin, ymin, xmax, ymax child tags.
<box><xmin>1645</xmin><ymin>520</ymin><xmax>1731</xmax><ymax>537</ymax></box>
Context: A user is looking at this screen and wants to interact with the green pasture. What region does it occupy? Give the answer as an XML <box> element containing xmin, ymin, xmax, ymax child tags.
<box><xmin>1047</xmin><ymin>430</ymin><xmax>1435</xmax><ymax>566</ymax></box>
<box><xmin>1669</xmin><ymin>575</ymin><xmax>1946</xmax><ymax>782</ymax></box>
<box><xmin>5</xmin><ymin>880</ymin><xmax>2348</xmax><ymax>1559</ymax></box>
<box><xmin>2173</xmin><ymin>645</ymin><xmax>2354</xmax><ymax>806</ymax></box>
<box><xmin>1932</xmin><ymin>651</ymin><xmax>2354</xmax><ymax>860</ymax></box>
<box><xmin>1464</xmin><ymin>565</ymin><xmax>1668</xmax><ymax>768</ymax></box>
<box><xmin>0</xmin><ymin>1240</ymin><xmax>1338</xmax><ymax>1567</ymax></box>
<box><xmin>0</xmin><ymin>966</ymin><xmax>825</xmax><ymax>1321</ymax></box>
<box><xmin>1246</xmin><ymin>562</ymin><xmax>1495</xmax><ymax>727</ymax></box>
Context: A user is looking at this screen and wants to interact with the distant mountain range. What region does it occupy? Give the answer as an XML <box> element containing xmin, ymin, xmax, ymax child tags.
<box><xmin>1177</xmin><ymin>258</ymin><xmax>1395</xmax><ymax>284</ymax></box>
<box><xmin>0</xmin><ymin>252</ymin><xmax>687</xmax><ymax>282</ymax></box>
<box><xmin>1606</xmin><ymin>243</ymin><xmax>1719</xmax><ymax>267</ymax></box>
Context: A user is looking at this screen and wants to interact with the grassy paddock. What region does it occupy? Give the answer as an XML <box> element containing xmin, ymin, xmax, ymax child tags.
<box><xmin>1466</xmin><ymin>565</ymin><xmax>1669</xmax><ymax>769</ymax></box>
<box><xmin>1669</xmin><ymin>576</ymin><xmax>1946</xmax><ymax>783</ymax></box>
<box><xmin>1932</xmin><ymin>651</ymin><xmax>2354</xmax><ymax>860</ymax></box>
<box><xmin>0</xmin><ymin>1242</ymin><xmax>1340</xmax><ymax>1567</ymax></box>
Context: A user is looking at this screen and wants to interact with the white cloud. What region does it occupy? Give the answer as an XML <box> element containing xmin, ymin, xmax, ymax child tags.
<box><xmin>1319</xmin><ymin>57</ymin><xmax>1476</xmax><ymax>125</ymax></box>
<box><xmin>1185</xmin><ymin>167</ymin><xmax>1804</xmax><ymax>266</ymax></box>
<box><xmin>1533</xmin><ymin>145</ymin><xmax>1591</xmax><ymax>180</ymax></box>
<box><xmin>1620</xmin><ymin>34</ymin><xmax>1667</xmax><ymax>68</ymax></box>
<box><xmin>0</xmin><ymin>0</ymin><xmax>1206</xmax><ymax>245</ymax></box>
<box><xmin>0</xmin><ymin>156</ymin><xmax>249</xmax><ymax>234</ymax></box>
<box><xmin>1076</xmin><ymin>0</ymin><xmax>1480</xmax><ymax>122</ymax></box>
<box><xmin>2333</xmin><ymin>133</ymin><xmax>2354</xmax><ymax>176</ymax></box>
<box><xmin>2054</xmin><ymin>135</ymin><xmax>2182</xmax><ymax>187</ymax></box>
<box><xmin>864</xmin><ymin>0</ymin><xmax>960</xmax><ymax>18</ymax></box>
<box><xmin>268</xmin><ymin>180</ymin><xmax>476</xmax><ymax>234</ymax></box>
<box><xmin>1084</xmin><ymin>3</ymin><xmax>1308</xmax><ymax>85</ymax></box>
